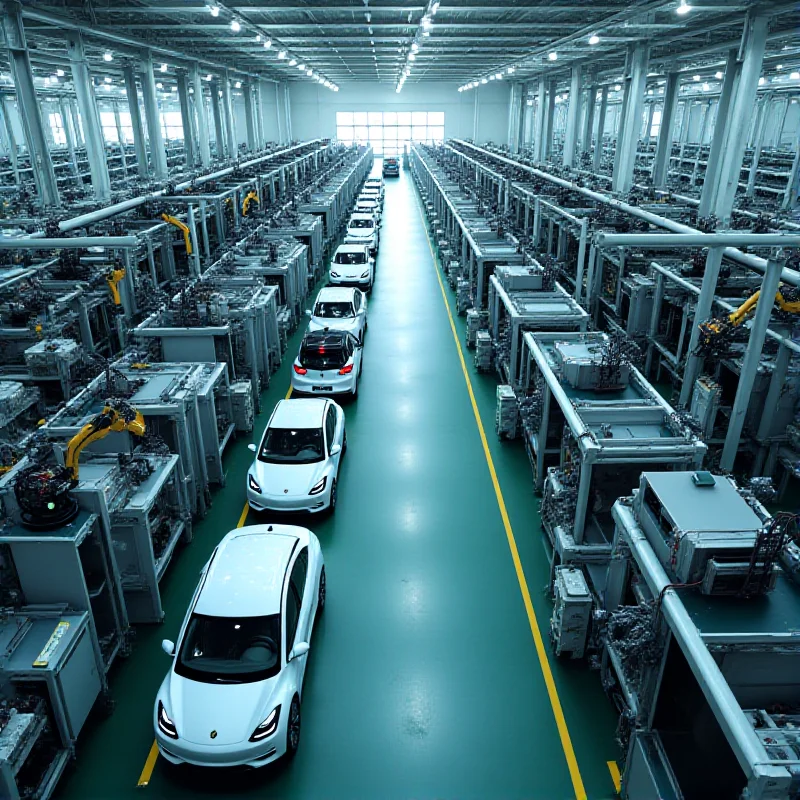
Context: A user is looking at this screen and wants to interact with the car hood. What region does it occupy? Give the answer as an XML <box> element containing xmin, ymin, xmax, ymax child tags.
<box><xmin>165</xmin><ymin>672</ymin><xmax>279</xmax><ymax>746</ymax></box>
<box><xmin>308</xmin><ymin>316</ymin><xmax>359</xmax><ymax>335</ymax></box>
<box><xmin>330</xmin><ymin>262</ymin><xmax>369</xmax><ymax>278</ymax></box>
<box><xmin>252</xmin><ymin>459</ymin><xmax>327</xmax><ymax>496</ymax></box>
<box><xmin>346</xmin><ymin>229</ymin><xmax>374</xmax><ymax>239</ymax></box>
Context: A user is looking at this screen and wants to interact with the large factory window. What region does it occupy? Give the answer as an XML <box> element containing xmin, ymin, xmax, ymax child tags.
<box><xmin>48</xmin><ymin>113</ymin><xmax>66</xmax><ymax>146</ymax></box>
<box><xmin>336</xmin><ymin>111</ymin><xmax>445</xmax><ymax>154</ymax></box>
<box><xmin>99</xmin><ymin>111</ymin><xmax>134</xmax><ymax>144</ymax></box>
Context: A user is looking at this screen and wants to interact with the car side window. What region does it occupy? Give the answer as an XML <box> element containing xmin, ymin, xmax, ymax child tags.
<box><xmin>353</xmin><ymin>293</ymin><xmax>360</xmax><ymax>312</ymax></box>
<box><xmin>325</xmin><ymin>407</ymin><xmax>336</xmax><ymax>450</ymax></box>
<box><xmin>285</xmin><ymin>581</ymin><xmax>300</xmax><ymax>651</ymax></box>
<box><xmin>291</xmin><ymin>547</ymin><xmax>308</xmax><ymax>603</ymax></box>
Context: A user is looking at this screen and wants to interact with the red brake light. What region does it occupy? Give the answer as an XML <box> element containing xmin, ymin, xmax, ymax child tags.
<box><xmin>294</xmin><ymin>364</ymin><xmax>307</xmax><ymax>375</ymax></box>
<box><xmin>338</xmin><ymin>364</ymin><xmax>354</xmax><ymax>375</ymax></box>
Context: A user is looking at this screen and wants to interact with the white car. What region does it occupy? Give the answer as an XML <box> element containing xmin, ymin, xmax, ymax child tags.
<box><xmin>359</xmin><ymin>188</ymin><xmax>383</xmax><ymax>208</ymax></box>
<box><xmin>291</xmin><ymin>329</ymin><xmax>363</xmax><ymax>398</ymax></box>
<box><xmin>364</xmin><ymin>177</ymin><xmax>383</xmax><ymax>198</ymax></box>
<box><xmin>154</xmin><ymin>524</ymin><xmax>325</xmax><ymax>768</ymax></box>
<box><xmin>307</xmin><ymin>285</ymin><xmax>367</xmax><ymax>341</ymax></box>
<box><xmin>344</xmin><ymin>213</ymin><xmax>379</xmax><ymax>255</ymax></box>
<box><xmin>329</xmin><ymin>243</ymin><xmax>374</xmax><ymax>290</ymax></box>
<box><xmin>354</xmin><ymin>197</ymin><xmax>381</xmax><ymax>222</ymax></box>
<box><xmin>246</xmin><ymin>397</ymin><xmax>346</xmax><ymax>514</ymax></box>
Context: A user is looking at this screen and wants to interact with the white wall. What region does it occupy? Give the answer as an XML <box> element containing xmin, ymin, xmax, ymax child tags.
<box><xmin>288</xmin><ymin>80</ymin><xmax>510</xmax><ymax>144</ymax></box>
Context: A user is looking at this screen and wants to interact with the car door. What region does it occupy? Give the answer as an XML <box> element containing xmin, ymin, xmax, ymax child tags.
<box><xmin>349</xmin><ymin>333</ymin><xmax>363</xmax><ymax>377</ymax></box>
<box><xmin>352</xmin><ymin>292</ymin><xmax>365</xmax><ymax>340</ymax></box>
<box><xmin>325</xmin><ymin>404</ymin><xmax>342</xmax><ymax>470</ymax></box>
<box><xmin>287</xmin><ymin>549</ymin><xmax>311</xmax><ymax>688</ymax></box>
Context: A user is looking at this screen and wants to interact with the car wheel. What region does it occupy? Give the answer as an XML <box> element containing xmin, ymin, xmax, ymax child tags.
<box><xmin>286</xmin><ymin>695</ymin><xmax>301</xmax><ymax>758</ymax></box>
<box><xmin>317</xmin><ymin>566</ymin><xmax>326</xmax><ymax>614</ymax></box>
<box><xmin>329</xmin><ymin>478</ymin><xmax>337</xmax><ymax>513</ymax></box>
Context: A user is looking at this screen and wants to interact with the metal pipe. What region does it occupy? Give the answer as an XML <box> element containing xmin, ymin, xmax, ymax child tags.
<box><xmin>0</xmin><ymin>235</ymin><xmax>138</xmax><ymax>248</ymax></box>
<box><xmin>595</xmin><ymin>232</ymin><xmax>800</xmax><ymax>248</ymax></box>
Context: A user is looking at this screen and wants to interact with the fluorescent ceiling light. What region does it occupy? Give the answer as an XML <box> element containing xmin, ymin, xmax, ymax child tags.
<box><xmin>614</xmin><ymin>84</ymin><xmax>621</xmax><ymax>91</ymax></box>
<box><xmin>289</xmin><ymin>58</ymin><xmax>297</xmax><ymax>66</ymax></box>
<box><xmin>481</xmin><ymin>77</ymin><xmax>488</xmax><ymax>84</ymax></box>
<box><xmin>56</xmin><ymin>68</ymin><xmax>64</xmax><ymax>77</ymax></box>
<box><xmin>507</xmin><ymin>66</ymin><xmax>515</xmax><ymax>74</ymax></box>
<box><xmin>588</xmin><ymin>34</ymin><xmax>600</xmax><ymax>45</ymax></box>
<box><xmin>206</xmin><ymin>73</ymin><xmax>212</xmax><ymax>81</ymax></box>
<box><xmin>278</xmin><ymin>50</ymin><xmax>287</xmax><ymax>59</ymax></box>
<box><xmin>692</xmin><ymin>74</ymin><xmax>700</xmax><ymax>81</ymax></box>
<box><xmin>411</xmin><ymin>42</ymin><xmax>419</xmax><ymax>52</ymax></box>
<box><xmin>160</xmin><ymin>63</ymin><xmax>167</xmax><ymax>72</ymax></box>
<box><xmin>264</xmin><ymin>40</ymin><xmax>272</xmax><ymax>48</ymax></box>
<box><xmin>256</xmin><ymin>34</ymin><xmax>262</xmax><ymax>42</ymax></box>
<box><xmin>548</xmin><ymin>52</ymin><xmax>558</xmax><ymax>61</ymax></box>
<box><xmin>676</xmin><ymin>0</ymin><xmax>690</xmax><ymax>14</ymax></box>
<box><xmin>104</xmin><ymin>76</ymin><xmax>112</xmax><ymax>83</ymax></box>
<box><xmin>791</xmin><ymin>71</ymin><xmax>800</xmax><ymax>80</ymax></box>
<box><xmin>156</xmin><ymin>82</ymin><xmax>163</xmax><ymax>89</ymax></box>
<box><xmin>408</xmin><ymin>52</ymin><xmax>416</xmax><ymax>61</ymax></box>
<box><xmin>758</xmin><ymin>76</ymin><xmax>766</xmax><ymax>85</ymax></box>
<box><xmin>776</xmin><ymin>64</ymin><xmax>783</xmax><ymax>70</ymax></box>
<box><xmin>714</xmin><ymin>71</ymin><xmax>723</xmax><ymax>79</ymax></box>
<box><xmin>235</xmin><ymin>80</ymin><xmax>242</xmax><ymax>88</ymax></box>
<box><xmin>495</xmin><ymin>73</ymin><xmax>503</xmax><ymax>80</ymax></box>
<box><xmin>422</xmin><ymin>30</ymin><xmax>430</xmax><ymax>36</ymax></box>
<box><xmin>702</xmin><ymin>82</ymin><xmax>709</xmax><ymax>91</ymax></box>
<box><xmin>208</xmin><ymin>4</ymin><xmax>219</xmax><ymax>16</ymax></box>
<box><xmin>489</xmin><ymin>75</ymin><xmax>495</xmax><ymax>80</ymax></box>
<box><xmin>103</xmin><ymin>51</ymin><xmax>113</xmax><ymax>62</ymax></box>
<box><xmin>230</xmin><ymin>19</ymin><xmax>241</xmax><ymax>32</ymax></box>
<box><xmin>297</xmin><ymin>63</ymin><xmax>306</xmax><ymax>70</ymax></box>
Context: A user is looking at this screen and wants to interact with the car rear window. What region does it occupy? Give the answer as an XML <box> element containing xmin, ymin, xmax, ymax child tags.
<box><xmin>334</xmin><ymin>251</ymin><xmax>366</xmax><ymax>265</ymax></box>
<box><xmin>300</xmin><ymin>343</ymin><xmax>348</xmax><ymax>370</ymax></box>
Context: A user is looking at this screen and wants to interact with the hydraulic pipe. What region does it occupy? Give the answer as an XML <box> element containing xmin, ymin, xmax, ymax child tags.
<box><xmin>595</xmin><ymin>232</ymin><xmax>800</xmax><ymax>249</ymax></box>
<box><xmin>0</xmin><ymin>236</ymin><xmax>139</xmax><ymax>248</ymax></box>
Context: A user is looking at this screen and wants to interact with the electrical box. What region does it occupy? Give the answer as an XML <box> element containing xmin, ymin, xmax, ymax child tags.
<box><xmin>229</xmin><ymin>380</ymin><xmax>255</xmax><ymax>433</ymax></box>
<box><xmin>495</xmin><ymin>265</ymin><xmax>544</xmax><ymax>292</ymax></box>
<box><xmin>553</xmin><ymin>341</ymin><xmax>631</xmax><ymax>391</ymax></box>
<box><xmin>551</xmin><ymin>566</ymin><xmax>592</xmax><ymax>658</ymax></box>
<box><xmin>690</xmin><ymin>376</ymin><xmax>721</xmax><ymax>439</ymax></box>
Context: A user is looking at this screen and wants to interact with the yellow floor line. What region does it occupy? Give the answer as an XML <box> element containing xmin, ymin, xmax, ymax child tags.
<box><xmin>607</xmin><ymin>760</ymin><xmax>622</xmax><ymax>793</ymax></box>
<box><xmin>414</xmin><ymin>191</ymin><xmax>588</xmax><ymax>800</ymax></box>
<box><xmin>137</xmin><ymin>385</ymin><xmax>290</xmax><ymax>786</ymax></box>
<box><xmin>136</xmin><ymin>740</ymin><xmax>159</xmax><ymax>787</ymax></box>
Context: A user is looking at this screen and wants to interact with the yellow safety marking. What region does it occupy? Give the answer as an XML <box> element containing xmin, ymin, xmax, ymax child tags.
<box><xmin>607</xmin><ymin>760</ymin><xmax>622</xmax><ymax>794</ymax></box>
<box><xmin>136</xmin><ymin>741</ymin><xmax>159</xmax><ymax>787</ymax></box>
<box><xmin>137</xmin><ymin>382</ymin><xmax>292</xmax><ymax>787</ymax></box>
<box><xmin>414</xmin><ymin>191</ymin><xmax>588</xmax><ymax>800</ymax></box>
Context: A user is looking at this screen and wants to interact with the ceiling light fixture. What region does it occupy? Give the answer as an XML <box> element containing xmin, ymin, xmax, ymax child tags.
<box><xmin>289</xmin><ymin>58</ymin><xmax>297</xmax><ymax>66</ymax></box>
<box><xmin>365</xmin><ymin>11</ymin><xmax>371</xmax><ymax>22</ymax></box>
<box><xmin>411</xmin><ymin>42</ymin><xmax>419</xmax><ymax>52</ymax></box>
<box><xmin>103</xmin><ymin>51</ymin><xmax>113</xmax><ymax>62</ymax></box>
<box><xmin>206</xmin><ymin>73</ymin><xmax>212</xmax><ymax>81</ymax></box>
<box><xmin>264</xmin><ymin>40</ymin><xmax>272</xmax><ymax>48</ymax></box>
<box><xmin>714</xmin><ymin>71</ymin><xmax>723</xmax><ymax>79</ymax></box>
<box><xmin>56</xmin><ymin>68</ymin><xmax>64</xmax><ymax>77</ymax></box>
<box><xmin>507</xmin><ymin>66</ymin><xmax>515</xmax><ymax>74</ymax></box>
<box><xmin>692</xmin><ymin>74</ymin><xmax>700</xmax><ymax>81</ymax></box>
<box><xmin>408</xmin><ymin>52</ymin><xmax>416</xmax><ymax>61</ymax></box>
<box><xmin>278</xmin><ymin>50</ymin><xmax>287</xmax><ymax>59</ymax></box>
<box><xmin>588</xmin><ymin>34</ymin><xmax>600</xmax><ymax>45</ymax></box>
<box><xmin>104</xmin><ymin>76</ymin><xmax>112</xmax><ymax>83</ymax></box>
<box><xmin>160</xmin><ymin>63</ymin><xmax>167</xmax><ymax>72</ymax></box>
<box><xmin>235</xmin><ymin>80</ymin><xmax>242</xmax><ymax>88</ymax></box>
<box><xmin>676</xmin><ymin>0</ymin><xmax>690</xmax><ymax>14</ymax></box>
<box><xmin>256</xmin><ymin>34</ymin><xmax>262</xmax><ymax>42</ymax></box>
<box><xmin>481</xmin><ymin>77</ymin><xmax>488</xmax><ymax>84</ymax></box>
<box><xmin>702</xmin><ymin>82</ymin><xmax>710</xmax><ymax>91</ymax></box>
<box><xmin>230</xmin><ymin>19</ymin><xmax>241</xmax><ymax>32</ymax></box>
<box><xmin>156</xmin><ymin>82</ymin><xmax>163</xmax><ymax>89</ymax></box>
<box><xmin>776</xmin><ymin>64</ymin><xmax>783</xmax><ymax>70</ymax></box>
<box><xmin>758</xmin><ymin>76</ymin><xmax>766</xmax><ymax>85</ymax></box>
<box><xmin>791</xmin><ymin>71</ymin><xmax>800</xmax><ymax>80</ymax></box>
<box><xmin>297</xmin><ymin>63</ymin><xmax>306</xmax><ymax>70</ymax></box>
<box><xmin>208</xmin><ymin>4</ymin><xmax>219</xmax><ymax>16</ymax></box>
<box><xmin>548</xmin><ymin>52</ymin><xmax>558</xmax><ymax>61</ymax></box>
<box><xmin>614</xmin><ymin>83</ymin><xmax>621</xmax><ymax>91</ymax></box>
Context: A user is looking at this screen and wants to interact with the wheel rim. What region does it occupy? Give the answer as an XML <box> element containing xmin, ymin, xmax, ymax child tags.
<box><xmin>319</xmin><ymin>569</ymin><xmax>326</xmax><ymax>608</ymax></box>
<box><xmin>289</xmin><ymin>701</ymin><xmax>301</xmax><ymax>750</ymax></box>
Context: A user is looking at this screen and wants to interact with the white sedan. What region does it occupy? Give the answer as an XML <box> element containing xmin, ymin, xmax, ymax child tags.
<box><xmin>307</xmin><ymin>285</ymin><xmax>367</xmax><ymax>342</ymax></box>
<box><xmin>246</xmin><ymin>398</ymin><xmax>346</xmax><ymax>513</ymax></box>
<box><xmin>154</xmin><ymin>524</ymin><xmax>325</xmax><ymax>768</ymax></box>
<box><xmin>291</xmin><ymin>329</ymin><xmax>364</xmax><ymax>398</ymax></box>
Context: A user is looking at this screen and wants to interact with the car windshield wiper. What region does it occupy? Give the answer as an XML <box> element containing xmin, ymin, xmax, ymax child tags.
<box><xmin>214</xmin><ymin>677</ymin><xmax>242</xmax><ymax>684</ymax></box>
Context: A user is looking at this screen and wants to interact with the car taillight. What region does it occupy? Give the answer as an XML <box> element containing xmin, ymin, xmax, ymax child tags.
<box><xmin>294</xmin><ymin>364</ymin><xmax>307</xmax><ymax>375</ymax></box>
<box><xmin>339</xmin><ymin>364</ymin><xmax>354</xmax><ymax>375</ymax></box>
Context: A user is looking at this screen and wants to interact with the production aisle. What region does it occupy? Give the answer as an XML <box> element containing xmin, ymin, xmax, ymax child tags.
<box><xmin>56</xmin><ymin>166</ymin><xmax>619</xmax><ymax>800</ymax></box>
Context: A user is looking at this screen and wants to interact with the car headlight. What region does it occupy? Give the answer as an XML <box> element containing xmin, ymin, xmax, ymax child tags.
<box><xmin>248</xmin><ymin>474</ymin><xmax>262</xmax><ymax>494</ymax></box>
<box><xmin>249</xmin><ymin>706</ymin><xmax>280</xmax><ymax>742</ymax></box>
<box><xmin>158</xmin><ymin>700</ymin><xmax>178</xmax><ymax>739</ymax></box>
<box><xmin>309</xmin><ymin>476</ymin><xmax>327</xmax><ymax>495</ymax></box>
<box><xmin>331</xmin><ymin>270</ymin><xmax>340</xmax><ymax>277</ymax></box>
<box><xmin>360</xmin><ymin>270</ymin><xmax>370</xmax><ymax>278</ymax></box>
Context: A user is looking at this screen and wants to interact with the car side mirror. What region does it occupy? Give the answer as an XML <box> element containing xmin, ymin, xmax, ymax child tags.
<box><xmin>248</xmin><ymin>443</ymin><xmax>256</xmax><ymax>452</ymax></box>
<box><xmin>305</xmin><ymin>309</ymin><xmax>312</xmax><ymax>316</ymax></box>
<box><xmin>330</xmin><ymin>444</ymin><xmax>341</xmax><ymax>456</ymax></box>
<box><xmin>162</xmin><ymin>639</ymin><xmax>176</xmax><ymax>657</ymax></box>
<box><xmin>288</xmin><ymin>642</ymin><xmax>310</xmax><ymax>662</ymax></box>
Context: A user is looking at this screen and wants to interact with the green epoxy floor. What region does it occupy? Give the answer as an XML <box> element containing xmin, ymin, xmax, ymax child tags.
<box><xmin>55</xmin><ymin>168</ymin><xmax>619</xmax><ymax>800</ymax></box>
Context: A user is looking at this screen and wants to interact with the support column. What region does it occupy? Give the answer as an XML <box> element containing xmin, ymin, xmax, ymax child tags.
<box><xmin>221</xmin><ymin>71</ymin><xmax>237</xmax><ymax>159</ymax></box>
<box><xmin>253</xmin><ymin>81</ymin><xmax>264</xmax><ymax>149</ymax></box>
<box><xmin>774</xmin><ymin>97</ymin><xmax>790</xmax><ymax>147</ymax></box>
<box><xmin>612</xmin><ymin>48</ymin><xmax>634</xmax><ymax>187</ymax></box>
<box><xmin>713</xmin><ymin>11</ymin><xmax>769</xmax><ymax>224</ymax></box>
<box><xmin>209</xmin><ymin>79</ymin><xmax>226</xmax><ymax>158</ymax></box>
<box><xmin>283</xmin><ymin>81</ymin><xmax>292</xmax><ymax>141</ymax></box>
<box><xmin>746</xmin><ymin>92</ymin><xmax>772</xmax><ymax>197</ymax></box>
<box><xmin>507</xmin><ymin>82</ymin><xmax>524</xmax><ymax>153</ymax></box>
<box><xmin>65</xmin><ymin>31</ymin><xmax>111</xmax><ymax>201</ymax></box>
<box><xmin>243</xmin><ymin>82</ymin><xmax>257</xmax><ymax>153</ymax></box>
<box><xmin>645</xmin><ymin>101</ymin><xmax>656</xmax><ymax>142</ymax></box>
<box><xmin>690</xmin><ymin>102</ymin><xmax>712</xmax><ymax>186</ymax></box>
<box><xmin>544</xmin><ymin>80</ymin><xmax>556</xmax><ymax>160</ymax></box>
<box><xmin>191</xmin><ymin>65</ymin><xmax>211</xmax><ymax>167</ymax></box>
<box><xmin>720</xmin><ymin>254</ymin><xmax>784</xmax><ymax>472</ymax></box>
<box><xmin>139</xmin><ymin>50</ymin><xmax>168</xmax><ymax>179</ymax></box>
<box><xmin>176</xmin><ymin>70</ymin><xmax>195</xmax><ymax>167</ymax></box>
<box><xmin>563</xmin><ymin>65</ymin><xmax>581</xmax><ymax>168</ymax></box>
<box><xmin>58</xmin><ymin>96</ymin><xmax>79</xmax><ymax>175</ymax></box>
<box><xmin>0</xmin><ymin>97</ymin><xmax>19</xmax><ymax>184</ymax></box>
<box><xmin>679</xmin><ymin>247</ymin><xmax>724</xmax><ymax>407</ymax></box>
<box><xmin>122</xmin><ymin>64</ymin><xmax>148</xmax><ymax>178</ymax></box>
<box><xmin>652</xmin><ymin>72</ymin><xmax>679</xmax><ymax>187</ymax></box>
<box><xmin>615</xmin><ymin>44</ymin><xmax>649</xmax><ymax>193</ymax></box>
<box><xmin>534</xmin><ymin>77</ymin><xmax>546</xmax><ymax>162</ymax></box>
<box><xmin>581</xmin><ymin>85</ymin><xmax>596</xmax><ymax>156</ymax></box>
<box><xmin>593</xmin><ymin>86</ymin><xmax>608</xmax><ymax>172</ymax></box>
<box><xmin>783</xmin><ymin>145</ymin><xmax>799</xmax><ymax>211</ymax></box>
<box><xmin>0</xmin><ymin>0</ymin><xmax>59</xmax><ymax>206</ymax></box>
<box><xmin>113</xmin><ymin>102</ymin><xmax>129</xmax><ymax>178</ymax></box>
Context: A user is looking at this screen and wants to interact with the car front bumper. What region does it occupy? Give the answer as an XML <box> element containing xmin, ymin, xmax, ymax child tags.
<box><xmin>156</xmin><ymin>730</ymin><xmax>285</xmax><ymax>769</ymax></box>
<box><xmin>247</xmin><ymin>484</ymin><xmax>330</xmax><ymax>513</ymax></box>
<box><xmin>328</xmin><ymin>274</ymin><xmax>371</xmax><ymax>289</ymax></box>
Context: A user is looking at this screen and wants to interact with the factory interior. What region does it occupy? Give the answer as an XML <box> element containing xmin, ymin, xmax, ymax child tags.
<box><xmin>0</xmin><ymin>0</ymin><xmax>798</xmax><ymax>798</ymax></box>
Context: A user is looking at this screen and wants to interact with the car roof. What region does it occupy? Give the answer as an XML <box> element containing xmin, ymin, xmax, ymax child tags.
<box><xmin>365</xmin><ymin>176</ymin><xmax>382</xmax><ymax>181</ymax></box>
<box><xmin>303</xmin><ymin>329</ymin><xmax>349</xmax><ymax>347</ymax></box>
<box><xmin>356</xmin><ymin>197</ymin><xmax>377</xmax><ymax>204</ymax></box>
<box><xmin>334</xmin><ymin>243</ymin><xmax>368</xmax><ymax>254</ymax></box>
<box><xmin>315</xmin><ymin>285</ymin><xmax>357</xmax><ymax>302</ymax></box>
<box><xmin>196</xmin><ymin>526</ymin><xmax>305</xmax><ymax>616</ymax></box>
<box><xmin>270</xmin><ymin>397</ymin><xmax>327</xmax><ymax>429</ymax></box>
<box><xmin>349</xmin><ymin>213</ymin><xmax>374</xmax><ymax>221</ymax></box>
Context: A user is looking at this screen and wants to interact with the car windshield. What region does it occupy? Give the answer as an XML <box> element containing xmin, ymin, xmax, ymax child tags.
<box><xmin>334</xmin><ymin>251</ymin><xmax>366</xmax><ymax>265</ymax></box>
<box><xmin>349</xmin><ymin>219</ymin><xmax>374</xmax><ymax>229</ymax></box>
<box><xmin>314</xmin><ymin>301</ymin><xmax>353</xmax><ymax>318</ymax></box>
<box><xmin>259</xmin><ymin>427</ymin><xmax>324</xmax><ymax>464</ymax></box>
<box><xmin>175</xmin><ymin>613</ymin><xmax>281</xmax><ymax>684</ymax></box>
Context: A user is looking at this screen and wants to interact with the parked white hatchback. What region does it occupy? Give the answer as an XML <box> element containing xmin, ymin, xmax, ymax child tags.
<box><xmin>329</xmin><ymin>243</ymin><xmax>374</xmax><ymax>290</ymax></box>
<box><xmin>344</xmin><ymin>213</ymin><xmax>379</xmax><ymax>255</ymax></box>
<box><xmin>246</xmin><ymin>397</ymin><xmax>346</xmax><ymax>514</ymax></box>
<box><xmin>291</xmin><ymin>329</ymin><xmax>363</xmax><ymax>397</ymax></box>
<box><xmin>154</xmin><ymin>524</ymin><xmax>325</xmax><ymax>768</ymax></box>
<box><xmin>363</xmin><ymin>176</ymin><xmax>384</xmax><ymax>199</ymax></box>
<box><xmin>307</xmin><ymin>285</ymin><xmax>367</xmax><ymax>342</ymax></box>
<box><xmin>354</xmin><ymin>197</ymin><xmax>381</xmax><ymax>222</ymax></box>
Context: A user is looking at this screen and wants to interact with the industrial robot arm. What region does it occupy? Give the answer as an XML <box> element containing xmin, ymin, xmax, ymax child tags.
<box><xmin>161</xmin><ymin>213</ymin><xmax>193</xmax><ymax>256</ymax></box>
<box><xmin>242</xmin><ymin>191</ymin><xmax>259</xmax><ymax>217</ymax></box>
<box><xmin>65</xmin><ymin>400</ymin><xmax>146</xmax><ymax>481</ymax></box>
<box><xmin>106</xmin><ymin>267</ymin><xmax>126</xmax><ymax>306</ymax></box>
<box><xmin>727</xmin><ymin>288</ymin><xmax>800</xmax><ymax>327</ymax></box>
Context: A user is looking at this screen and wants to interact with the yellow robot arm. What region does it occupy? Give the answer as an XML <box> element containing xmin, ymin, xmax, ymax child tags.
<box><xmin>242</xmin><ymin>191</ymin><xmax>259</xmax><ymax>217</ymax></box>
<box><xmin>727</xmin><ymin>288</ymin><xmax>800</xmax><ymax>327</ymax></box>
<box><xmin>106</xmin><ymin>267</ymin><xmax>126</xmax><ymax>306</ymax></box>
<box><xmin>65</xmin><ymin>402</ymin><xmax>146</xmax><ymax>481</ymax></box>
<box><xmin>161</xmin><ymin>213</ymin><xmax>193</xmax><ymax>256</ymax></box>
